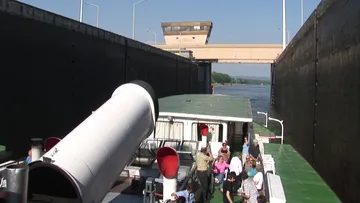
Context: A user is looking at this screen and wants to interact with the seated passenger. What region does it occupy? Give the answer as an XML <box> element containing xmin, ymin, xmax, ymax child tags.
<box><xmin>246</xmin><ymin>162</ymin><xmax>257</xmax><ymax>179</ymax></box>
<box><xmin>218</xmin><ymin>143</ymin><xmax>230</xmax><ymax>163</ymax></box>
<box><xmin>253</xmin><ymin>166</ymin><xmax>264</xmax><ymax>192</ymax></box>
<box><xmin>171</xmin><ymin>185</ymin><xmax>195</xmax><ymax>203</ymax></box>
<box><xmin>25</xmin><ymin>150</ymin><xmax>32</xmax><ymax>164</ymax></box>
<box><xmin>213</xmin><ymin>156</ymin><xmax>229</xmax><ymax>186</ymax></box>
<box><xmin>237</xmin><ymin>172</ymin><xmax>259</xmax><ymax>203</ymax></box>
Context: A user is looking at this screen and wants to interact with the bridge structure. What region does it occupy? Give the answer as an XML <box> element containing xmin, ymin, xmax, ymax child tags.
<box><xmin>154</xmin><ymin>21</ymin><xmax>283</xmax><ymax>64</ymax></box>
<box><xmin>0</xmin><ymin>0</ymin><xmax>359</xmax><ymax>202</ymax></box>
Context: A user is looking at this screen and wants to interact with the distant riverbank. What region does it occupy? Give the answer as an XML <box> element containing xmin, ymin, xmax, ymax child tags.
<box><xmin>212</xmin><ymin>83</ymin><xmax>232</xmax><ymax>87</ymax></box>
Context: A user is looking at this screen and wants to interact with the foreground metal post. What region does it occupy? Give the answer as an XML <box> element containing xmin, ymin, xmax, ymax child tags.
<box><xmin>4</xmin><ymin>165</ymin><xmax>29</xmax><ymax>203</ymax></box>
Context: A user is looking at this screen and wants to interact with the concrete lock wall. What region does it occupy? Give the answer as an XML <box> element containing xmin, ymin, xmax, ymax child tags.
<box><xmin>272</xmin><ymin>0</ymin><xmax>360</xmax><ymax>202</ymax></box>
<box><xmin>0</xmin><ymin>0</ymin><xmax>204</xmax><ymax>159</ymax></box>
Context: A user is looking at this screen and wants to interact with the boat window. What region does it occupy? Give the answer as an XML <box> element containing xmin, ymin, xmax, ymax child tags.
<box><xmin>155</xmin><ymin>121</ymin><xmax>184</xmax><ymax>140</ymax></box>
<box><xmin>163</xmin><ymin>140</ymin><xmax>181</xmax><ymax>150</ymax></box>
<box><xmin>181</xmin><ymin>140</ymin><xmax>199</xmax><ymax>156</ymax></box>
<box><xmin>218</xmin><ymin>124</ymin><xmax>223</xmax><ymax>142</ymax></box>
<box><xmin>192</xmin><ymin>123</ymin><xmax>220</xmax><ymax>142</ymax></box>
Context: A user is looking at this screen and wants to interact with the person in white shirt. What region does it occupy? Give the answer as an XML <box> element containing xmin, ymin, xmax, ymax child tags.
<box><xmin>229</xmin><ymin>152</ymin><xmax>243</xmax><ymax>191</ymax></box>
<box><xmin>253</xmin><ymin>166</ymin><xmax>264</xmax><ymax>191</ymax></box>
<box><xmin>170</xmin><ymin>185</ymin><xmax>195</xmax><ymax>203</ymax></box>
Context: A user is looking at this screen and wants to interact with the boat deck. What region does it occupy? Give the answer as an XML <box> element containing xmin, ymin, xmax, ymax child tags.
<box><xmin>253</xmin><ymin>122</ymin><xmax>275</xmax><ymax>137</ymax></box>
<box><xmin>264</xmin><ymin>143</ymin><xmax>341</xmax><ymax>203</ymax></box>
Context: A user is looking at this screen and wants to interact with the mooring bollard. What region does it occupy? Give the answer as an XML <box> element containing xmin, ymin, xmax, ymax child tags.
<box><xmin>4</xmin><ymin>164</ymin><xmax>29</xmax><ymax>203</ymax></box>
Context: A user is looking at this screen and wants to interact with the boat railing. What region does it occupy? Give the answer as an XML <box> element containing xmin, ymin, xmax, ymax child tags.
<box><xmin>129</xmin><ymin>138</ymin><xmax>199</xmax><ymax>167</ymax></box>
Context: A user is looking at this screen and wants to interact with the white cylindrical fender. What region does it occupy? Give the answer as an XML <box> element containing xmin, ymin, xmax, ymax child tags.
<box><xmin>28</xmin><ymin>81</ymin><xmax>159</xmax><ymax>203</ymax></box>
<box><xmin>156</xmin><ymin>147</ymin><xmax>179</xmax><ymax>201</ymax></box>
<box><xmin>31</xmin><ymin>138</ymin><xmax>43</xmax><ymax>162</ymax></box>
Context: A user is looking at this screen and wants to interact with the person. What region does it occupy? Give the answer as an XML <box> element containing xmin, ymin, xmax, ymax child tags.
<box><xmin>166</xmin><ymin>196</ymin><xmax>186</xmax><ymax>203</ymax></box>
<box><xmin>238</xmin><ymin>172</ymin><xmax>259</xmax><ymax>203</ymax></box>
<box><xmin>253</xmin><ymin>166</ymin><xmax>263</xmax><ymax>192</ymax></box>
<box><xmin>176</xmin><ymin>196</ymin><xmax>186</xmax><ymax>203</ymax></box>
<box><xmin>213</xmin><ymin>156</ymin><xmax>230</xmax><ymax>188</ymax></box>
<box><xmin>196</xmin><ymin>147</ymin><xmax>213</xmax><ymax>203</ymax></box>
<box><xmin>223</xmin><ymin>172</ymin><xmax>236</xmax><ymax>203</ymax></box>
<box><xmin>246</xmin><ymin>161</ymin><xmax>257</xmax><ymax>179</ymax></box>
<box><xmin>25</xmin><ymin>150</ymin><xmax>32</xmax><ymax>164</ymax></box>
<box><xmin>257</xmin><ymin>195</ymin><xmax>266</xmax><ymax>203</ymax></box>
<box><xmin>229</xmin><ymin>152</ymin><xmax>242</xmax><ymax>192</ymax></box>
<box><xmin>171</xmin><ymin>185</ymin><xmax>195</xmax><ymax>203</ymax></box>
<box><xmin>248</xmin><ymin>139</ymin><xmax>261</xmax><ymax>161</ymax></box>
<box><xmin>218</xmin><ymin>143</ymin><xmax>230</xmax><ymax>163</ymax></box>
<box><xmin>242</xmin><ymin>137</ymin><xmax>249</xmax><ymax>164</ymax></box>
<box><xmin>243</xmin><ymin>155</ymin><xmax>251</xmax><ymax>172</ymax></box>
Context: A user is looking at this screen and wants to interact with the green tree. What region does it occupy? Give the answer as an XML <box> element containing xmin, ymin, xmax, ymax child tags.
<box><xmin>212</xmin><ymin>72</ymin><xmax>232</xmax><ymax>83</ymax></box>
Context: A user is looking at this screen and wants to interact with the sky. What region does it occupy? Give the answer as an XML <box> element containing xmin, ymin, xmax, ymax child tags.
<box><xmin>19</xmin><ymin>0</ymin><xmax>321</xmax><ymax>78</ymax></box>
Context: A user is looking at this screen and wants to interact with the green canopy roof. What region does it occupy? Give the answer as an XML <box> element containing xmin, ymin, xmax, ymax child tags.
<box><xmin>159</xmin><ymin>94</ymin><xmax>253</xmax><ymax>122</ymax></box>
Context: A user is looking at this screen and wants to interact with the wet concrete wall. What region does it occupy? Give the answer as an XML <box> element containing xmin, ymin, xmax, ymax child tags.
<box><xmin>0</xmin><ymin>1</ymin><xmax>203</xmax><ymax>159</ymax></box>
<box><xmin>272</xmin><ymin>0</ymin><xmax>360</xmax><ymax>202</ymax></box>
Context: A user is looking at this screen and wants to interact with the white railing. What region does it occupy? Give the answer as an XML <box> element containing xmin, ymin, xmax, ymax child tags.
<box><xmin>262</xmin><ymin>154</ymin><xmax>276</xmax><ymax>174</ymax></box>
<box><xmin>267</xmin><ymin>173</ymin><xmax>286</xmax><ymax>203</ymax></box>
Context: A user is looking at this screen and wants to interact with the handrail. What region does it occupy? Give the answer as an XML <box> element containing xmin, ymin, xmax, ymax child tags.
<box><xmin>258</xmin><ymin>156</ymin><xmax>270</xmax><ymax>201</ymax></box>
<box><xmin>178</xmin><ymin>162</ymin><xmax>197</xmax><ymax>191</ymax></box>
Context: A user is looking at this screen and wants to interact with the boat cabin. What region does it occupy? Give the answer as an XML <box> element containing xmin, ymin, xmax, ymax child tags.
<box><xmin>152</xmin><ymin>94</ymin><xmax>253</xmax><ymax>157</ymax></box>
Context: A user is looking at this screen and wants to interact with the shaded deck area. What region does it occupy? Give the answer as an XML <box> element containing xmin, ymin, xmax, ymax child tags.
<box><xmin>263</xmin><ymin>143</ymin><xmax>340</xmax><ymax>203</ymax></box>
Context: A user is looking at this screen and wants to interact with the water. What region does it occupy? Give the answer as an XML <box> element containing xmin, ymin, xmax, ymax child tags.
<box><xmin>214</xmin><ymin>84</ymin><xmax>281</xmax><ymax>134</ymax></box>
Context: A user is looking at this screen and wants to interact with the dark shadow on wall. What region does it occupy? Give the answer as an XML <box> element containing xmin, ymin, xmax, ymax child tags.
<box><xmin>272</xmin><ymin>0</ymin><xmax>360</xmax><ymax>202</ymax></box>
<box><xmin>0</xmin><ymin>1</ymin><xmax>204</xmax><ymax>160</ymax></box>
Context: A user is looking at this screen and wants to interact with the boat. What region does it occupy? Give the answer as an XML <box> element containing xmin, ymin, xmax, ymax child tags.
<box><xmin>0</xmin><ymin>88</ymin><xmax>341</xmax><ymax>203</ymax></box>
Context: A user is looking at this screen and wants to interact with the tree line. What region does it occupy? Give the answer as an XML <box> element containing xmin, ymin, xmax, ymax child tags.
<box><xmin>211</xmin><ymin>72</ymin><xmax>270</xmax><ymax>85</ymax></box>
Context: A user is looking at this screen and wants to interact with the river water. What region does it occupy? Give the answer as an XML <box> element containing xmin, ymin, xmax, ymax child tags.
<box><xmin>214</xmin><ymin>84</ymin><xmax>280</xmax><ymax>134</ymax></box>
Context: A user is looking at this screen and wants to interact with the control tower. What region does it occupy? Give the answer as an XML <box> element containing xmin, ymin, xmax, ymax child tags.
<box><xmin>161</xmin><ymin>21</ymin><xmax>213</xmax><ymax>46</ymax></box>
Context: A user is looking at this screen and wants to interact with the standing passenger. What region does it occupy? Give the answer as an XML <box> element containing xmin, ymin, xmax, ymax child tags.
<box><xmin>222</xmin><ymin>172</ymin><xmax>236</xmax><ymax>203</ymax></box>
<box><xmin>196</xmin><ymin>147</ymin><xmax>213</xmax><ymax>203</ymax></box>
<box><xmin>238</xmin><ymin>172</ymin><xmax>259</xmax><ymax>203</ymax></box>
<box><xmin>25</xmin><ymin>150</ymin><xmax>32</xmax><ymax>164</ymax></box>
<box><xmin>229</xmin><ymin>152</ymin><xmax>242</xmax><ymax>192</ymax></box>
<box><xmin>242</xmin><ymin>137</ymin><xmax>249</xmax><ymax>165</ymax></box>
<box><xmin>253</xmin><ymin>166</ymin><xmax>264</xmax><ymax>192</ymax></box>
<box><xmin>218</xmin><ymin>143</ymin><xmax>231</xmax><ymax>163</ymax></box>
<box><xmin>249</xmin><ymin>139</ymin><xmax>261</xmax><ymax>161</ymax></box>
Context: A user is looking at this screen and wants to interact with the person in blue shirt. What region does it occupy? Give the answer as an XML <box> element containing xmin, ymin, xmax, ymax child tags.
<box><xmin>247</xmin><ymin>162</ymin><xmax>257</xmax><ymax>178</ymax></box>
<box><xmin>242</xmin><ymin>137</ymin><xmax>249</xmax><ymax>165</ymax></box>
<box><xmin>170</xmin><ymin>185</ymin><xmax>195</xmax><ymax>203</ymax></box>
<box><xmin>25</xmin><ymin>150</ymin><xmax>31</xmax><ymax>164</ymax></box>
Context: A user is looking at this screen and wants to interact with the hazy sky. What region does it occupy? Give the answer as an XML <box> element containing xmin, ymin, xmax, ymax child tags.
<box><xmin>19</xmin><ymin>0</ymin><xmax>321</xmax><ymax>78</ymax></box>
